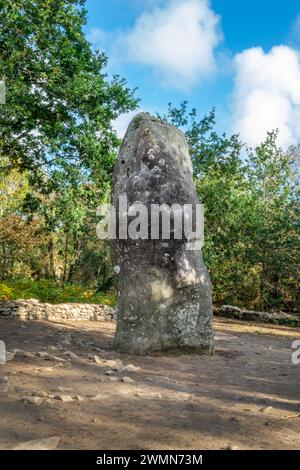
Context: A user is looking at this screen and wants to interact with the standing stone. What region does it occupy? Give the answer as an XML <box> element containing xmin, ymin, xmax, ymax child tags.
<box><xmin>111</xmin><ymin>113</ymin><xmax>214</xmax><ymax>355</ymax></box>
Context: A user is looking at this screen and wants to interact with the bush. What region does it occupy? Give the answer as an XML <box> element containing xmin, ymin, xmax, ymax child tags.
<box><xmin>0</xmin><ymin>279</ymin><xmax>116</xmax><ymax>306</ymax></box>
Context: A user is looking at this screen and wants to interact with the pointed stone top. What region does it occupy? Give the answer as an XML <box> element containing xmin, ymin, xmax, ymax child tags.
<box><xmin>125</xmin><ymin>112</ymin><xmax>186</xmax><ymax>140</ymax></box>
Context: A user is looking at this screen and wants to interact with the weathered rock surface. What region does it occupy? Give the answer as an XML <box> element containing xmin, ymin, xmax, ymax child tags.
<box><xmin>12</xmin><ymin>436</ymin><xmax>60</xmax><ymax>450</ymax></box>
<box><xmin>22</xmin><ymin>396</ymin><xmax>42</xmax><ymax>405</ymax></box>
<box><xmin>121</xmin><ymin>376</ymin><xmax>135</xmax><ymax>384</ymax></box>
<box><xmin>123</xmin><ymin>364</ymin><xmax>140</xmax><ymax>373</ymax></box>
<box><xmin>111</xmin><ymin>113</ymin><xmax>214</xmax><ymax>355</ymax></box>
<box><xmin>0</xmin><ymin>376</ymin><xmax>10</xmax><ymax>394</ymax></box>
<box><xmin>55</xmin><ymin>394</ymin><xmax>73</xmax><ymax>403</ymax></box>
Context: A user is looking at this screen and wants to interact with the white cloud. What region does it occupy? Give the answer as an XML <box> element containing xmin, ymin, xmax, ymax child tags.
<box><xmin>123</xmin><ymin>0</ymin><xmax>222</xmax><ymax>88</ymax></box>
<box><xmin>113</xmin><ymin>110</ymin><xmax>140</xmax><ymax>138</ymax></box>
<box><xmin>87</xmin><ymin>1</ymin><xmax>222</xmax><ymax>90</ymax></box>
<box><xmin>231</xmin><ymin>45</ymin><xmax>300</xmax><ymax>147</ymax></box>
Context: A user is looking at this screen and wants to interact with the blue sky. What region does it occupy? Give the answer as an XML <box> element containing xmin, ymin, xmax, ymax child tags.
<box><xmin>84</xmin><ymin>0</ymin><xmax>300</xmax><ymax>147</ymax></box>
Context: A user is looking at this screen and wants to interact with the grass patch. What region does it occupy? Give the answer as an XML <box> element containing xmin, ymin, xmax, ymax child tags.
<box><xmin>0</xmin><ymin>279</ymin><xmax>117</xmax><ymax>306</ymax></box>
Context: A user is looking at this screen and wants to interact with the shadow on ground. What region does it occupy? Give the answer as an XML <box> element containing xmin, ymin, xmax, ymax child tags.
<box><xmin>0</xmin><ymin>317</ymin><xmax>299</xmax><ymax>450</ymax></box>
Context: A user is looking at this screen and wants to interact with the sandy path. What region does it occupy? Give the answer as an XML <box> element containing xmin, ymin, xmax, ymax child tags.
<box><xmin>0</xmin><ymin>317</ymin><xmax>299</xmax><ymax>450</ymax></box>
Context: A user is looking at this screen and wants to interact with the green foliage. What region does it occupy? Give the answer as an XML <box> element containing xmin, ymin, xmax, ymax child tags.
<box><xmin>0</xmin><ymin>213</ymin><xmax>49</xmax><ymax>279</ymax></box>
<box><xmin>0</xmin><ymin>1</ymin><xmax>298</xmax><ymax>312</ymax></box>
<box><xmin>0</xmin><ymin>0</ymin><xmax>138</xmax><ymax>290</ymax></box>
<box><xmin>0</xmin><ymin>161</ymin><xmax>28</xmax><ymax>216</ymax></box>
<box><xmin>162</xmin><ymin>103</ymin><xmax>300</xmax><ymax>312</ymax></box>
<box><xmin>0</xmin><ymin>279</ymin><xmax>116</xmax><ymax>305</ymax></box>
<box><xmin>0</xmin><ymin>0</ymin><xmax>137</xmax><ymax>184</ymax></box>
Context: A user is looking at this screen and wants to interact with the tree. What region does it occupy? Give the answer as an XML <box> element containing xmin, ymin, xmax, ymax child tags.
<box><xmin>0</xmin><ymin>0</ymin><xmax>138</xmax><ymax>186</ymax></box>
<box><xmin>0</xmin><ymin>157</ymin><xmax>28</xmax><ymax>216</ymax></box>
<box><xmin>244</xmin><ymin>132</ymin><xmax>300</xmax><ymax>310</ymax></box>
<box><xmin>0</xmin><ymin>0</ymin><xmax>138</xmax><ymax>284</ymax></box>
<box><xmin>0</xmin><ymin>213</ymin><xmax>47</xmax><ymax>279</ymax></box>
<box><xmin>161</xmin><ymin>103</ymin><xmax>300</xmax><ymax>311</ymax></box>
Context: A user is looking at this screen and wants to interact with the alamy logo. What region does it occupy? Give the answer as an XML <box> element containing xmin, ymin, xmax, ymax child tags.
<box><xmin>0</xmin><ymin>340</ymin><xmax>5</xmax><ymax>365</ymax></box>
<box><xmin>291</xmin><ymin>340</ymin><xmax>300</xmax><ymax>365</ymax></box>
<box><xmin>96</xmin><ymin>195</ymin><xmax>204</xmax><ymax>251</ymax></box>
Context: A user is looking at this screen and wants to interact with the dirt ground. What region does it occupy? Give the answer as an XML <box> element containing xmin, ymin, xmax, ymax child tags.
<box><xmin>0</xmin><ymin>316</ymin><xmax>299</xmax><ymax>450</ymax></box>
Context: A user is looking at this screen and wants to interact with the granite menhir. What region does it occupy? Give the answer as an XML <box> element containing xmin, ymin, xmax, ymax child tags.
<box><xmin>111</xmin><ymin>113</ymin><xmax>214</xmax><ymax>355</ymax></box>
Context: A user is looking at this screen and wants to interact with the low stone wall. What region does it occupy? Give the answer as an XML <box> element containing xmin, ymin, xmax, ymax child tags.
<box><xmin>213</xmin><ymin>305</ymin><xmax>300</xmax><ymax>327</ymax></box>
<box><xmin>0</xmin><ymin>300</ymin><xmax>298</xmax><ymax>327</ymax></box>
<box><xmin>0</xmin><ymin>299</ymin><xmax>115</xmax><ymax>322</ymax></box>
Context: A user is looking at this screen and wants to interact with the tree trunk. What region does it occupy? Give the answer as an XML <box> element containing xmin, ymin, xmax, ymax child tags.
<box><xmin>48</xmin><ymin>234</ymin><xmax>56</xmax><ymax>279</ymax></box>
